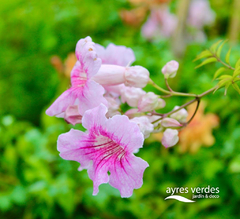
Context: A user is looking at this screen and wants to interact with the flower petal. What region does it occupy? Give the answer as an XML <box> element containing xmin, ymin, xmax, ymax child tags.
<box><xmin>57</xmin><ymin>129</ymin><xmax>92</xmax><ymax>170</ymax></box>
<box><xmin>82</xmin><ymin>104</ymin><xmax>108</xmax><ymax>131</ymax></box>
<box><xmin>77</xmin><ymin>80</ymin><xmax>108</xmax><ymax>115</ymax></box>
<box><xmin>46</xmin><ymin>88</ymin><xmax>77</xmax><ymax>117</ymax></box>
<box><xmin>95</xmin><ymin>43</ymin><xmax>135</xmax><ymax>66</ymax></box>
<box><xmin>106</xmin><ymin>115</ymin><xmax>144</xmax><ymax>153</ymax></box>
<box><xmin>75</xmin><ymin>36</ymin><xmax>102</xmax><ymax>78</ymax></box>
<box><xmin>109</xmin><ymin>153</ymin><xmax>149</xmax><ymax>198</ymax></box>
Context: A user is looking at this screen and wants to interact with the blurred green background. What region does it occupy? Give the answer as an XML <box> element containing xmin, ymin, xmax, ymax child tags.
<box><xmin>1</xmin><ymin>0</ymin><xmax>240</xmax><ymax>218</ymax></box>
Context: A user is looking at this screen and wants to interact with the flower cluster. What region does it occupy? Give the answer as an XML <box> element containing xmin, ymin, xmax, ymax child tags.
<box><xmin>141</xmin><ymin>0</ymin><xmax>215</xmax><ymax>42</ymax></box>
<box><xmin>46</xmin><ymin>36</ymin><xmax>187</xmax><ymax>197</ymax></box>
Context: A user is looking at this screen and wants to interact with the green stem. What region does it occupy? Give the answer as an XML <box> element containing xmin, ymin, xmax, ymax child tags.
<box><xmin>152</xmin><ymin>85</ymin><xmax>219</xmax><ymax>124</ymax></box>
<box><xmin>184</xmin><ymin>98</ymin><xmax>200</xmax><ymax>125</ymax></box>
<box><xmin>165</xmin><ymin>78</ymin><xmax>173</xmax><ymax>92</ymax></box>
<box><xmin>210</xmin><ymin>52</ymin><xmax>235</xmax><ymax>70</ymax></box>
<box><xmin>148</xmin><ymin>79</ymin><xmax>197</xmax><ymax>97</ymax></box>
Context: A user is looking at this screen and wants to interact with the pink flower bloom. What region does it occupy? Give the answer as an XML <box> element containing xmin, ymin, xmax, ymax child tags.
<box><xmin>95</xmin><ymin>43</ymin><xmax>135</xmax><ymax>66</ymax></box>
<box><xmin>161</xmin><ymin>60</ymin><xmax>179</xmax><ymax>78</ymax></box>
<box><xmin>161</xmin><ymin>128</ymin><xmax>179</xmax><ymax>148</ymax></box>
<box><xmin>57</xmin><ymin>104</ymin><xmax>149</xmax><ymax>198</ymax></box>
<box><xmin>46</xmin><ymin>37</ymin><xmax>107</xmax><ymax>123</ymax></box>
<box><xmin>188</xmin><ymin>0</ymin><xmax>215</xmax><ymax>29</ymax></box>
<box><xmin>141</xmin><ymin>7</ymin><xmax>177</xmax><ymax>40</ymax></box>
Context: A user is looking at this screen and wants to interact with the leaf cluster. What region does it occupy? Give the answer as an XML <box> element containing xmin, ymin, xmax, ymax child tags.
<box><xmin>194</xmin><ymin>40</ymin><xmax>240</xmax><ymax>95</ymax></box>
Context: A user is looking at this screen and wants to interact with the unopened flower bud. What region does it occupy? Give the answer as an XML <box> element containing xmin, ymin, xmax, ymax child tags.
<box><xmin>64</xmin><ymin>105</ymin><xmax>82</xmax><ymax>125</ymax></box>
<box><xmin>93</xmin><ymin>65</ymin><xmax>149</xmax><ymax>88</ymax></box>
<box><xmin>125</xmin><ymin>108</ymin><xmax>144</xmax><ymax>119</ymax></box>
<box><xmin>161</xmin><ymin>118</ymin><xmax>182</xmax><ymax>128</ymax></box>
<box><xmin>105</xmin><ymin>96</ymin><xmax>120</xmax><ymax>118</ymax></box>
<box><xmin>124</xmin><ymin>66</ymin><xmax>149</xmax><ymax>88</ymax></box>
<box><xmin>131</xmin><ymin>116</ymin><xmax>154</xmax><ymax>138</ymax></box>
<box><xmin>138</xmin><ymin>92</ymin><xmax>166</xmax><ymax>112</ymax></box>
<box><xmin>93</xmin><ymin>64</ymin><xmax>125</xmax><ymax>85</ymax></box>
<box><xmin>161</xmin><ymin>128</ymin><xmax>179</xmax><ymax>148</ymax></box>
<box><xmin>161</xmin><ymin>60</ymin><xmax>179</xmax><ymax>78</ymax></box>
<box><xmin>170</xmin><ymin>106</ymin><xmax>188</xmax><ymax>123</ymax></box>
<box><xmin>121</xmin><ymin>87</ymin><xmax>146</xmax><ymax>107</ymax></box>
<box><xmin>147</xmin><ymin>115</ymin><xmax>162</xmax><ymax>130</ymax></box>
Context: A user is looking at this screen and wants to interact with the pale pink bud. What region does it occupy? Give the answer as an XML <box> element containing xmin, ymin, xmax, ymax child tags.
<box><xmin>64</xmin><ymin>105</ymin><xmax>82</xmax><ymax>125</ymax></box>
<box><xmin>161</xmin><ymin>118</ymin><xmax>182</xmax><ymax>128</ymax></box>
<box><xmin>93</xmin><ymin>64</ymin><xmax>125</xmax><ymax>85</ymax></box>
<box><xmin>147</xmin><ymin>115</ymin><xmax>162</xmax><ymax>131</ymax></box>
<box><xmin>124</xmin><ymin>66</ymin><xmax>149</xmax><ymax>88</ymax></box>
<box><xmin>170</xmin><ymin>106</ymin><xmax>188</xmax><ymax>123</ymax></box>
<box><xmin>131</xmin><ymin>116</ymin><xmax>154</xmax><ymax>138</ymax></box>
<box><xmin>93</xmin><ymin>65</ymin><xmax>149</xmax><ymax>88</ymax></box>
<box><xmin>162</xmin><ymin>128</ymin><xmax>179</xmax><ymax>148</ymax></box>
<box><xmin>124</xmin><ymin>108</ymin><xmax>144</xmax><ymax>119</ymax></box>
<box><xmin>161</xmin><ymin>60</ymin><xmax>179</xmax><ymax>78</ymax></box>
<box><xmin>138</xmin><ymin>92</ymin><xmax>166</xmax><ymax>112</ymax></box>
<box><xmin>105</xmin><ymin>96</ymin><xmax>120</xmax><ymax>118</ymax></box>
<box><xmin>121</xmin><ymin>87</ymin><xmax>146</xmax><ymax>107</ymax></box>
<box><xmin>103</xmin><ymin>84</ymin><xmax>124</xmax><ymax>97</ymax></box>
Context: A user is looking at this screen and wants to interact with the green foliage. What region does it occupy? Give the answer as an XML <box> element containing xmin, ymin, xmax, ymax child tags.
<box><xmin>1</xmin><ymin>0</ymin><xmax>240</xmax><ymax>218</ymax></box>
<box><xmin>194</xmin><ymin>40</ymin><xmax>240</xmax><ymax>95</ymax></box>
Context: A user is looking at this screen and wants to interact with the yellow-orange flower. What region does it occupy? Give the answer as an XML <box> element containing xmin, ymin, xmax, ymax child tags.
<box><xmin>50</xmin><ymin>53</ymin><xmax>77</xmax><ymax>78</ymax></box>
<box><xmin>179</xmin><ymin>102</ymin><xmax>219</xmax><ymax>153</ymax></box>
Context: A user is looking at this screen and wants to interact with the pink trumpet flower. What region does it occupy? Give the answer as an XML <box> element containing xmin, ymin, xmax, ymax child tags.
<box><xmin>95</xmin><ymin>43</ymin><xmax>135</xmax><ymax>66</ymax></box>
<box><xmin>46</xmin><ymin>37</ymin><xmax>107</xmax><ymax>124</ymax></box>
<box><xmin>57</xmin><ymin>104</ymin><xmax>149</xmax><ymax>198</ymax></box>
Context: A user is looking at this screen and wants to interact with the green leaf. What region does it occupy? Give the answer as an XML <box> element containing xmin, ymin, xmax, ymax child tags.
<box><xmin>214</xmin><ymin>76</ymin><xmax>233</xmax><ymax>93</ymax></box>
<box><xmin>224</xmin><ymin>81</ymin><xmax>231</xmax><ymax>95</ymax></box>
<box><xmin>233</xmin><ymin>66</ymin><xmax>240</xmax><ymax>78</ymax></box>
<box><xmin>235</xmin><ymin>58</ymin><xmax>240</xmax><ymax>69</ymax></box>
<box><xmin>225</xmin><ymin>47</ymin><xmax>232</xmax><ymax>64</ymax></box>
<box><xmin>218</xmin><ymin>75</ymin><xmax>232</xmax><ymax>80</ymax></box>
<box><xmin>193</xmin><ymin>50</ymin><xmax>213</xmax><ymax>62</ymax></box>
<box><xmin>195</xmin><ymin>57</ymin><xmax>217</xmax><ymax>69</ymax></box>
<box><xmin>210</xmin><ymin>40</ymin><xmax>223</xmax><ymax>53</ymax></box>
<box><xmin>216</xmin><ymin>40</ymin><xmax>228</xmax><ymax>58</ymax></box>
<box><xmin>213</xmin><ymin>67</ymin><xmax>227</xmax><ymax>80</ymax></box>
<box><xmin>233</xmin><ymin>77</ymin><xmax>240</xmax><ymax>83</ymax></box>
<box><xmin>232</xmin><ymin>83</ymin><xmax>240</xmax><ymax>94</ymax></box>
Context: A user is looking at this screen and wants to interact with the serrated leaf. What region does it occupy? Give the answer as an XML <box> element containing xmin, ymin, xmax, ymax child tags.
<box><xmin>195</xmin><ymin>57</ymin><xmax>217</xmax><ymax>69</ymax></box>
<box><xmin>210</xmin><ymin>40</ymin><xmax>223</xmax><ymax>53</ymax></box>
<box><xmin>216</xmin><ymin>40</ymin><xmax>228</xmax><ymax>58</ymax></box>
<box><xmin>225</xmin><ymin>47</ymin><xmax>231</xmax><ymax>64</ymax></box>
<box><xmin>193</xmin><ymin>50</ymin><xmax>213</xmax><ymax>62</ymax></box>
<box><xmin>213</xmin><ymin>67</ymin><xmax>226</xmax><ymax>80</ymax></box>
<box><xmin>232</xmin><ymin>83</ymin><xmax>240</xmax><ymax>94</ymax></box>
